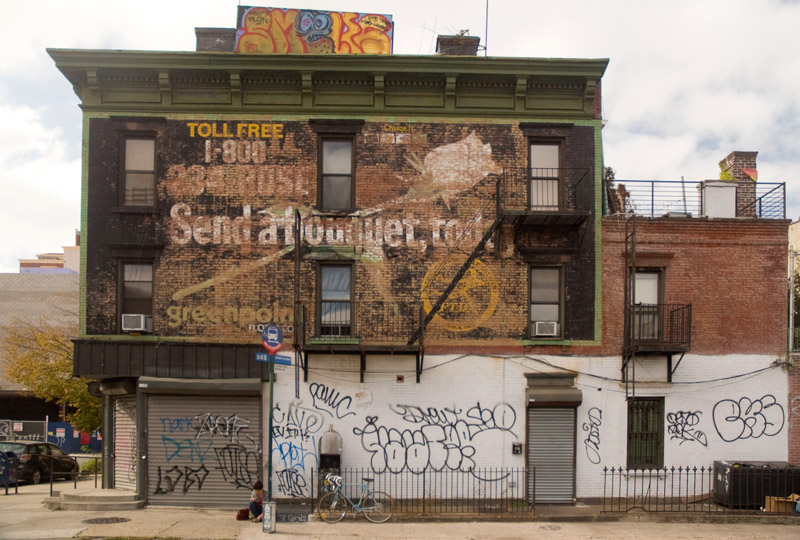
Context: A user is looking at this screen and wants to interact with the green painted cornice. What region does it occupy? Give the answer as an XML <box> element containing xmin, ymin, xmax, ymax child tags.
<box><xmin>48</xmin><ymin>48</ymin><xmax>608</xmax><ymax>120</ymax></box>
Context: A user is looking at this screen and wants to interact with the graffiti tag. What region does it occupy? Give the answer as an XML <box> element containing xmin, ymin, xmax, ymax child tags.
<box><xmin>667</xmin><ymin>411</ymin><xmax>707</xmax><ymax>446</ymax></box>
<box><xmin>712</xmin><ymin>394</ymin><xmax>785</xmax><ymax>442</ymax></box>
<box><xmin>309</xmin><ymin>382</ymin><xmax>356</xmax><ymax>419</ymax></box>
<box><xmin>582</xmin><ymin>407</ymin><xmax>602</xmax><ymax>464</ymax></box>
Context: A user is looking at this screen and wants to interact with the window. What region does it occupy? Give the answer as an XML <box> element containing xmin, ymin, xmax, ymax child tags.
<box><xmin>319</xmin><ymin>138</ymin><xmax>354</xmax><ymax>211</ymax></box>
<box><xmin>123</xmin><ymin>137</ymin><xmax>155</xmax><ymax>206</ymax></box>
<box><xmin>627</xmin><ymin>398</ymin><xmax>664</xmax><ymax>469</ymax></box>
<box><xmin>530</xmin><ymin>267</ymin><xmax>562</xmax><ymax>337</ymax></box>
<box><xmin>121</xmin><ymin>263</ymin><xmax>153</xmax><ymax>317</ymax></box>
<box><xmin>318</xmin><ymin>264</ymin><xmax>352</xmax><ymax>336</ymax></box>
<box><xmin>529</xmin><ymin>142</ymin><xmax>561</xmax><ymax>210</ymax></box>
<box><xmin>632</xmin><ymin>270</ymin><xmax>662</xmax><ymax>341</ymax></box>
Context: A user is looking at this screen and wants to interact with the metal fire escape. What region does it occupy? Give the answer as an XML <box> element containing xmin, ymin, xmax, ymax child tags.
<box><xmin>622</xmin><ymin>215</ymin><xmax>692</xmax><ymax>399</ymax></box>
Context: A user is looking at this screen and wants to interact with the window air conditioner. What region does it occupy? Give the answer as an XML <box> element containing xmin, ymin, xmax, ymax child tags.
<box><xmin>121</xmin><ymin>314</ymin><xmax>153</xmax><ymax>333</ymax></box>
<box><xmin>534</xmin><ymin>321</ymin><xmax>558</xmax><ymax>337</ymax></box>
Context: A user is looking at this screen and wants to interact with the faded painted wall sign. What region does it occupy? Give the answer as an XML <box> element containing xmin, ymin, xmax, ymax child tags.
<box><xmin>421</xmin><ymin>256</ymin><xmax>499</xmax><ymax>332</ymax></box>
<box><xmin>236</xmin><ymin>7</ymin><xmax>393</xmax><ymax>55</ymax></box>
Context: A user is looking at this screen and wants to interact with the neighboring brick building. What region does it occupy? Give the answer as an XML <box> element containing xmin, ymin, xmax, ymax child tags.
<box><xmin>49</xmin><ymin>7</ymin><xmax>793</xmax><ymax>508</ymax></box>
<box><xmin>0</xmin><ymin>272</ymin><xmax>78</xmax><ymax>421</ymax></box>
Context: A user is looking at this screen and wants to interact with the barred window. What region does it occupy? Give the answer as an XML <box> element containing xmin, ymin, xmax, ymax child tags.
<box><xmin>627</xmin><ymin>397</ymin><xmax>664</xmax><ymax>469</ymax></box>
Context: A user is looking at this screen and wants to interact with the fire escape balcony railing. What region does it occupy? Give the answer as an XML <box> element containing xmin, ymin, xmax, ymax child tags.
<box><xmin>497</xmin><ymin>167</ymin><xmax>591</xmax><ymax>217</ymax></box>
<box><xmin>301</xmin><ymin>300</ymin><xmax>423</xmax><ymax>347</ymax></box>
<box><xmin>624</xmin><ymin>303</ymin><xmax>692</xmax><ymax>354</ymax></box>
<box><xmin>610</xmin><ymin>180</ymin><xmax>785</xmax><ymax>220</ymax></box>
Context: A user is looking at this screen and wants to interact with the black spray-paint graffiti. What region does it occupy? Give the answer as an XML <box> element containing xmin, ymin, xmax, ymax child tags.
<box><xmin>276</xmin><ymin>468</ymin><xmax>308</xmax><ymax>497</ymax></box>
<box><xmin>353</xmin><ymin>402</ymin><xmax>517</xmax><ymax>475</ymax></box>
<box><xmin>214</xmin><ymin>444</ymin><xmax>261</xmax><ymax>489</ymax></box>
<box><xmin>666</xmin><ymin>411</ymin><xmax>707</xmax><ymax>446</ymax></box>
<box><xmin>153</xmin><ymin>464</ymin><xmax>209</xmax><ymax>494</ymax></box>
<box><xmin>308</xmin><ymin>382</ymin><xmax>356</xmax><ymax>419</ymax></box>
<box><xmin>193</xmin><ymin>412</ymin><xmax>258</xmax><ymax>450</ymax></box>
<box><xmin>271</xmin><ymin>400</ymin><xmax>324</xmax><ymax>442</ymax></box>
<box><xmin>712</xmin><ymin>394</ymin><xmax>785</xmax><ymax>442</ymax></box>
<box><xmin>390</xmin><ymin>402</ymin><xmax>516</xmax><ymax>435</ymax></box>
<box><xmin>582</xmin><ymin>407</ymin><xmax>602</xmax><ymax>464</ymax></box>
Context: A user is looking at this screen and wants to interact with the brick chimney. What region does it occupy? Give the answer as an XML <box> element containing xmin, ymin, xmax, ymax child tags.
<box><xmin>436</xmin><ymin>35</ymin><xmax>481</xmax><ymax>56</ymax></box>
<box><xmin>719</xmin><ymin>151</ymin><xmax>758</xmax><ymax>217</ymax></box>
<box><xmin>719</xmin><ymin>151</ymin><xmax>758</xmax><ymax>182</ymax></box>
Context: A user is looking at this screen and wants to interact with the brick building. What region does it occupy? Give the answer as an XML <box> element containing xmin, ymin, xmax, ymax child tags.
<box><xmin>49</xmin><ymin>6</ymin><xmax>793</xmax><ymax>508</ymax></box>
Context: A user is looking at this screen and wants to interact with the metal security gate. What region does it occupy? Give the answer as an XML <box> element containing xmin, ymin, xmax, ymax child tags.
<box><xmin>113</xmin><ymin>396</ymin><xmax>137</xmax><ymax>491</ymax></box>
<box><xmin>528</xmin><ymin>408</ymin><xmax>575</xmax><ymax>503</ymax></box>
<box><xmin>147</xmin><ymin>395</ymin><xmax>261</xmax><ymax>506</ymax></box>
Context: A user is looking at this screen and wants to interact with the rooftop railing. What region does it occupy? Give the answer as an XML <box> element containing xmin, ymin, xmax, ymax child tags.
<box><xmin>608</xmin><ymin>180</ymin><xmax>785</xmax><ymax>220</ymax></box>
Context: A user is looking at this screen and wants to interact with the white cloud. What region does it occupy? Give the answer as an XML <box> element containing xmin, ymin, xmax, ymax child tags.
<box><xmin>1</xmin><ymin>0</ymin><xmax>800</xmax><ymax>272</ymax></box>
<box><xmin>0</xmin><ymin>104</ymin><xmax>80</xmax><ymax>272</ymax></box>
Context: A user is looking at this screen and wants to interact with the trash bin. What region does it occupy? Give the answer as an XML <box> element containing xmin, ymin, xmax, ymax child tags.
<box><xmin>714</xmin><ymin>461</ymin><xmax>800</xmax><ymax>508</ymax></box>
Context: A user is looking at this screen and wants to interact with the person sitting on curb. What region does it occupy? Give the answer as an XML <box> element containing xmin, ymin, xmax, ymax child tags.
<box><xmin>249</xmin><ymin>480</ymin><xmax>264</xmax><ymax>522</ymax></box>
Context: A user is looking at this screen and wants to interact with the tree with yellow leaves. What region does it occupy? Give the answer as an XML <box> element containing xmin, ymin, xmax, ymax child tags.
<box><xmin>1</xmin><ymin>318</ymin><xmax>100</xmax><ymax>433</ymax></box>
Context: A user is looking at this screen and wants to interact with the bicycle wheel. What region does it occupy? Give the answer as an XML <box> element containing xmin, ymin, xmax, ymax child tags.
<box><xmin>362</xmin><ymin>491</ymin><xmax>394</xmax><ymax>523</ymax></box>
<box><xmin>318</xmin><ymin>492</ymin><xmax>347</xmax><ymax>523</ymax></box>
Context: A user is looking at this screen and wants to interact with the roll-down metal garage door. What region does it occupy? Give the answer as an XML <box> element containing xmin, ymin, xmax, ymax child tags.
<box><xmin>113</xmin><ymin>396</ymin><xmax>137</xmax><ymax>491</ymax></box>
<box><xmin>147</xmin><ymin>395</ymin><xmax>261</xmax><ymax>506</ymax></box>
<box><xmin>528</xmin><ymin>408</ymin><xmax>575</xmax><ymax>504</ymax></box>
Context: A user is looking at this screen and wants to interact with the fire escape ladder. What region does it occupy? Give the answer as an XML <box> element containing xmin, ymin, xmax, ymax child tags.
<box><xmin>407</xmin><ymin>209</ymin><xmax>503</xmax><ymax>346</ymax></box>
<box><xmin>623</xmin><ymin>214</ymin><xmax>637</xmax><ymax>399</ymax></box>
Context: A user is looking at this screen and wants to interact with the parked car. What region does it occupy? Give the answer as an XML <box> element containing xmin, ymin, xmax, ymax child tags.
<box><xmin>0</xmin><ymin>441</ymin><xmax>79</xmax><ymax>484</ymax></box>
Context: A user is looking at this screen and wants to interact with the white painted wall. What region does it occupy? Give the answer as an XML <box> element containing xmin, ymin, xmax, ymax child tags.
<box><xmin>264</xmin><ymin>353</ymin><xmax>788</xmax><ymax>500</ymax></box>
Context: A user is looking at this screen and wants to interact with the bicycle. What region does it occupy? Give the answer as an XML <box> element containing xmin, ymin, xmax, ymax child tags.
<box><xmin>317</xmin><ymin>473</ymin><xmax>395</xmax><ymax>523</ymax></box>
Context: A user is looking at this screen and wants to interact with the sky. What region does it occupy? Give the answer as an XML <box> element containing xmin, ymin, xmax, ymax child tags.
<box><xmin>1</xmin><ymin>0</ymin><xmax>799</xmax><ymax>272</ymax></box>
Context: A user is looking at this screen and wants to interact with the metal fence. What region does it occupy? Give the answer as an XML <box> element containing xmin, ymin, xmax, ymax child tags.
<box><xmin>312</xmin><ymin>468</ymin><xmax>534</xmax><ymax>515</ymax></box>
<box><xmin>603</xmin><ymin>465</ymin><xmax>800</xmax><ymax>513</ymax></box>
<box><xmin>1</xmin><ymin>453</ymin><xmax>102</xmax><ymax>496</ymax></box>
<box><xmin>301</xmin><ymin>300</ymin><xmax>422</xmax><ymax>344</ymax></box>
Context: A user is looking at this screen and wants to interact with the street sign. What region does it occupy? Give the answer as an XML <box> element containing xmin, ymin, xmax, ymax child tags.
<box><xmin>261</xmin><ymin>324</ymin><xmax>283</xmax><ymax>354</ymax></box>
<box><xmin>256</xmin><ymin>352</ymin><xmax>291</xmax><ymax>365</ymax></box>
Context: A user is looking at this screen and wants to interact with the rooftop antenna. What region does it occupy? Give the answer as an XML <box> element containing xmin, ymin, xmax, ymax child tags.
<box><xmin>484</xmin><ymin>0</ymin><xmax>489</xmax><ymax>56</ymax></box>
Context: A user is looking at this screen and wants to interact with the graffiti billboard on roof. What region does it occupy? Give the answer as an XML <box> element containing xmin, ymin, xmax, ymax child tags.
<box><xmin>235</xmin><ymin>6</ymin><xmax>393</xmax><ymax>55</ymax></box>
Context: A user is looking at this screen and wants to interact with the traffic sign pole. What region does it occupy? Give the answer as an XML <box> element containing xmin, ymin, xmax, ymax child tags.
<box><xmin>260</xmin><ymin>324</ymin><xmax>283</xmax><ymax>531</ymax></box>
<box><xmin>267</xmin><ymin>351</ymin><xmax>274</xmax><ymax>502</ymax></box>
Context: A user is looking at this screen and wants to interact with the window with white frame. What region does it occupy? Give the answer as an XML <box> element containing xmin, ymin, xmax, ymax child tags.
<box><xmin>529</xmin><ymin>142</ymin><xmax>561</xmax><ymax>210</ymax></box>
<box><xmin>123</xmin><ymin>137</ymin><xmax>155</xmax><ymax>206</ymax></box>
<box><xmin>318</xmin><ymin>264</ymin><xmax>352</xmax><ymax>336</ymax></box>
<box><xmin>530</xmin><ymin>266</ymin><xmax>562</xmax><ymax>337</ymax></box>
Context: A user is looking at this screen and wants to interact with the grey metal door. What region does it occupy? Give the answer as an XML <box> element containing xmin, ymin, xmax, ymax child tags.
<box><xmin>147</xmin><ymin>395</ymin><xmax>261</xmax><ymax>506</ymax></box>
<box><xmin>113</xmin><ymin>396</ymin><xmax>137</xmax><ymax>491</ymax></box>
<box><xmin>528</xmin><ymin>408</ymin><xmax>575</xmax><ymax>503</ymax></box>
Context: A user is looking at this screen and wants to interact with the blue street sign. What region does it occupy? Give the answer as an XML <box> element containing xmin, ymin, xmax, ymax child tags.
<box><xmin>261</xmin><ymin>324</ymin><xmax>283</xmax><ymax>353</ymax></box>
<box><xmin>256</xmin><ymin>352</ymin><xmax>292</xmax><ymax>365</ymax></box>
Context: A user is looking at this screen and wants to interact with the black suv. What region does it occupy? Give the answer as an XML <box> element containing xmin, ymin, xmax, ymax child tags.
<box><xmin>0</xmin><ymin>441</ymin><xmax>79</xmax><ymax>484</ymax></box>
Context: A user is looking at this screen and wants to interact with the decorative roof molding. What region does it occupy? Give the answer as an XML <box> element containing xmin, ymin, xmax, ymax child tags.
<box><xmin>48</xmin><ymin>49</ymin><xmax>608</xmax><ymax>119</ymax></box>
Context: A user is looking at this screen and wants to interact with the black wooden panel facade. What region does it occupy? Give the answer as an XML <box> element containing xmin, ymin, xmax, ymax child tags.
<box><xmin>73</xmin><ymin>340</ymin><xmax>267</xmax><ymax>380</ymax></box>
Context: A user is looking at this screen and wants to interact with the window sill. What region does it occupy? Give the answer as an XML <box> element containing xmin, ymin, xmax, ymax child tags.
<box><xmin>523</xmin><ymin>339</ymin><xmax>572</xmax><ymax>346</ymax></box>
<box><xmin>309</xmin><ymin>337</ymin><xmax>361</xmax><ymax>345</ymax></box>
<box><xmin>113</xmin><ymin>206</ymin><xmax>159</xmax><ymax>214</ymax></box>
<box><xmin>311</xmin><ymin>207</ymin><xmax>357</xmax><ymax>217</ymax></box>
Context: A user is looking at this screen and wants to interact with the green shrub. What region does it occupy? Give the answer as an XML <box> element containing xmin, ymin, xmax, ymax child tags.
<box><xmin>80</xmin><ymin>458</ymin><xmax>102</xmax><ymax>474</ymax></box>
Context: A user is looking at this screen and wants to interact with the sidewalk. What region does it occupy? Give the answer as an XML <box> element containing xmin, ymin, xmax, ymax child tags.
<box><xmin>1</xmin><ymin>479</ymin><xmax>798</xmax><ymax>540</ymax></box>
